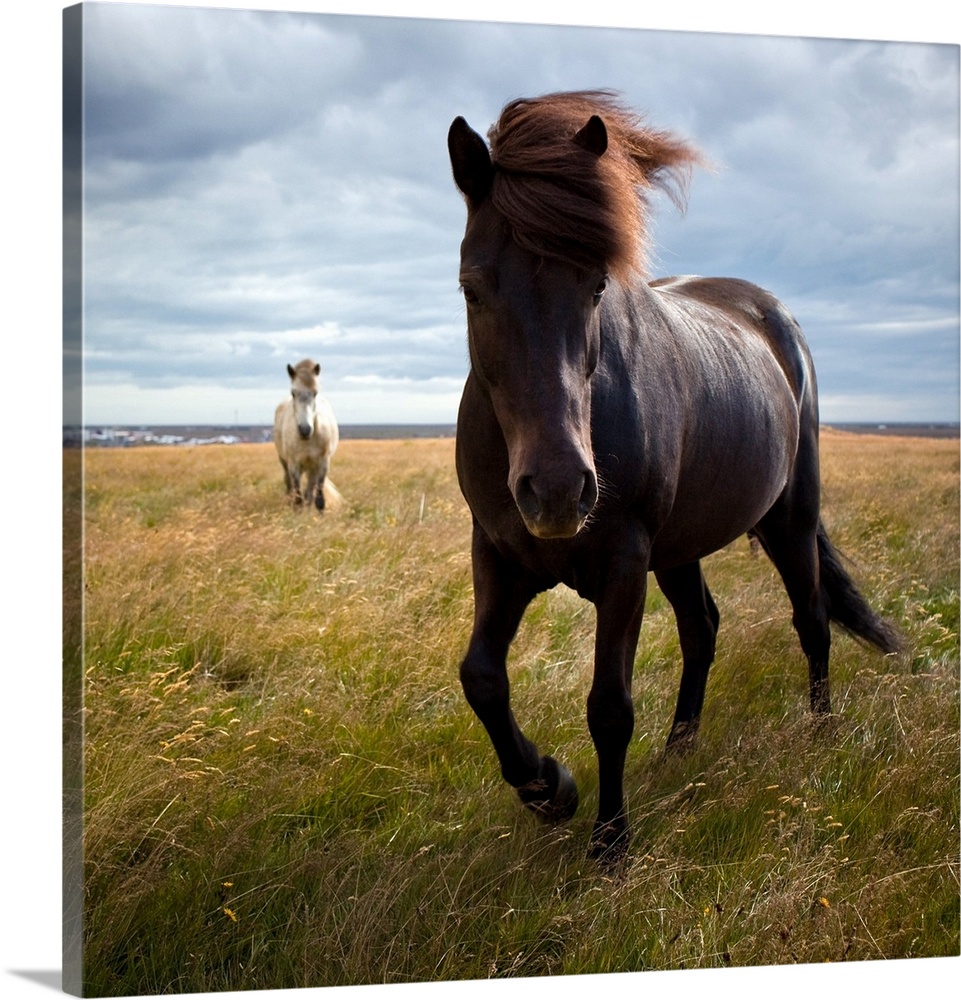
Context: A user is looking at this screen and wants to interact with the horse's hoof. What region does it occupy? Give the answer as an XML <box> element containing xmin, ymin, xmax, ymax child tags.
<box><xmin>588</xmin><ymin>817</ymin><xmax>630</xmax><ymax>863</ymax></box>
<box><xmin>517</xmin><ymin>755</ymin><xmax>579</xmax><ymax>823</ymax></box>
<box><xmin>664</xmin><ymin>721</ymin><xmax>699</xmax><ymax>756</ymax></box>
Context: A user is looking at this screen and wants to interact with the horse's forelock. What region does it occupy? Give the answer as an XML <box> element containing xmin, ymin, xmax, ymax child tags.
<box><xmin>290</xmin><ymin>359</ymin><xmax>319</xmax><ymax>390</ymax></box>
<box><xmin>486</xmin><ymin>90</ymin><xmax>702</xmax><ymax>280</ymax></box>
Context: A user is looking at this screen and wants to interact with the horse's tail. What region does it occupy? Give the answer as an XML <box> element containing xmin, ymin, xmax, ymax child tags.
<box><xmin>817</xmin><ymin>523</ymin><xmax>903</xmax><ymax>654</ymax></box>
<box><xmin>323</xmin><ymin>478</ymin><xmax>345</xmax><ymax>510</ymax></box>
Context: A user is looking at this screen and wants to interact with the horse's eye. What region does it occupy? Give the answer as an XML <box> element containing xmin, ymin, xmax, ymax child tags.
<box><xmin>461</xmin><ymin>284</ymin><xmax>479</xmax><ymax>306</ymax></box>
<box><xmin>593</xmin><ymin>277</ymin><xmax>609</xmax><ymax>302</ymax></box>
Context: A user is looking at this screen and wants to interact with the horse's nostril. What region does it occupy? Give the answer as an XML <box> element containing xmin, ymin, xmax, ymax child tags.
<box><xmin>512</xmin><ymin>467</ymin><xmax>597</xmax><ymax>538</ymax></box>
<box><xmin>514</xmin><ymin>475</ymin><xmax>540</xmax><ymax>519</ymax></box>
<box><xmin>579</xmin><ymin>471</ymin><xmax>599</xmax><ymax>516</ymax></box>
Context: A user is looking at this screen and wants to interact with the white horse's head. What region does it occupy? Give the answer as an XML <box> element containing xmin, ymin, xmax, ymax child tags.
<box><xmin>287</xmin><ymin>360</ymin><xmax>321</xmax><ymax>439</ymax></box>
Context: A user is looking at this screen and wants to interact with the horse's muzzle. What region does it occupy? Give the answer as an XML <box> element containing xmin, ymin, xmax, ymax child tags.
<box><xmin>513</xmin><ymin>468</ymin><xmax>598</xmax><ymax>539</ymax></box>
<box><xmin>297</xmin><ymin>424</ymin><xmax>313</xmax><ymax>440</ymax></box>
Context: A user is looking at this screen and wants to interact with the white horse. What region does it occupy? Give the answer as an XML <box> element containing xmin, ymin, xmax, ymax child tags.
<box><xmin>274</xmin><ymin>359</ymin><xmax>340</xmax><ymax>510</ymax></box>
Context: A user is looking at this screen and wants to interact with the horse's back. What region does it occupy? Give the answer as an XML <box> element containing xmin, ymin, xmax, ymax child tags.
<box><xmin>649</xmin><ymin>275</ymin><xmax>816</xmax><ymax>409</ymax></box>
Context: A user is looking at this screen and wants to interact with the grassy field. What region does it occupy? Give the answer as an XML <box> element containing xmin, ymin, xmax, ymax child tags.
<box><xmin>77</xmin><ymin>431</ymin><xmax>958</xmax><ymax>995</ymax></box>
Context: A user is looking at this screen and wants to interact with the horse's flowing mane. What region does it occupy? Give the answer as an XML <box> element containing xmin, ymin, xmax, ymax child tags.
<box><xmin>486</xmin><ymin>90</ymin><xmax>701</xmax><ymax>280</ymax></box>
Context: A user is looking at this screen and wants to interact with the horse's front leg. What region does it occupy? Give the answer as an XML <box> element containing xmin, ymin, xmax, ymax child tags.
<box><xmin>312</xmin><ymin>457</ymin><xmax>331</xmax><ymax>511</ymax></box>
<box><xmin>279</xmin><ymin>457</ymin><xmax>293</xmax><ymax>495</ymax></box>
<box><xmin>303</xmin><ymin>469</ymin><xmax>324</xmax><ymax>511</ymax></box>
<box><xmin>655</xmin><ymin>561</ymin><xmax>720</xmax><ymax>752</ymax></box>
<box><xmin>587</xmin><ymin>543</ymin><xmax>648</xmax><ymax>859</ymax></box>
<box><xmin>460</xmin><ymin>525</ymin><xmax>579</xmax><ymax>823</ymax></box>
<box><xmin>286</xmin><ymin>462</ymin><xmax>304</xmax><ymax>505</ymax></box>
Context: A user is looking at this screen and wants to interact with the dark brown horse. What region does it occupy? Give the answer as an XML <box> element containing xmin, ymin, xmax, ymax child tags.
<box><xmin>448</xmin><ymin>91</ymin><xmax>901</xmax><ymax>858</ymax></box>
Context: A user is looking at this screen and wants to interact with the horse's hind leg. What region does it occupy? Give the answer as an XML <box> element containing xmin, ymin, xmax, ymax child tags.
<box><xmin>460</xmin><ymin>524</ymin><xmax>579</xmax><ymax>823</ymax></box>
<box><xmin>655</xmin><ymin>561</ymin><xmax>719</xmax><ymax>752</ymax></box>
<box><xmin>754</xmin><ymin>507</ymin><xmax>832</xmax><ymax>715</ymax></box>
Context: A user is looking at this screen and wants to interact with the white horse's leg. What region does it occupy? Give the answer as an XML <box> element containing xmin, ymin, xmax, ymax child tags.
<box><xmin>313</xmin><ymin>455</ymin><xmax>331</xmax><ymax>511</ymax></box>
<box><xmin>304</xmin><ymin>469</ymin><xmax>321</xmax><ymax>510</ymax></box>
<box><xmin>288</xmin><ymin>462</ymin><xmax>304</xmax><ymax>505</ymax></box>
<box><xmin>279</xmin><ymin>457</ymin><xmax>293</xmax><ymax>494</ymax></box>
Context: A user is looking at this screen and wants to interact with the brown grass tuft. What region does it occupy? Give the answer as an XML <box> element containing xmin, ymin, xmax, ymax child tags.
<box><xmin>79</xmin><ymin>433</ymin><xmax>958</xmax><ymax>993</ymax></box>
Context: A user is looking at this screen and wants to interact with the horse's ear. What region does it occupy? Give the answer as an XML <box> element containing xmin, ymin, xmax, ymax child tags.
<box><xmin>287</xmin><ymin>364</ymin><xmax>296</xmax><ymax>379</ymax></box>
<box><xmin>448</xmin><ymin>116</ymin><xmax>493</xmax><ymax>203</ymax></box>
<box><xmin>313</xmin><ymin>363</ymin><xmax>320</xmax><ymax>375</ymax></box>
<box><xmin>573</xmin><ymin>115</ymin><xmax>608</xmax><ymax>157</ymax></box>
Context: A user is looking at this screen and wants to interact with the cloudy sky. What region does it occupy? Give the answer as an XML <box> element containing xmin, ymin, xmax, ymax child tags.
<box><xmin>1</xmin><ymin>6</ymin><xmax>958</xmax><ymax>999</ymax></box>
<box><xmin>73</xmin><ymin>2</ymin><xmax>959</xmax><ymax>427</ymax></box>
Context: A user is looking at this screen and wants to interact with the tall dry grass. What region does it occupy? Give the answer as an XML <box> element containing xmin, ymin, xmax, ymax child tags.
<box><xmin>78</xmin><ymin>432</ymin><xmax>958</xmax><ymax>994</ymax></box>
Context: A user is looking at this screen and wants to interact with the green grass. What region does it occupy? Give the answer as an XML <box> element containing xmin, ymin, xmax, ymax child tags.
<box><xmin>77</xmin><ymin>432</ymin><xmax>959</xmax><ymax>994</ymax></box>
